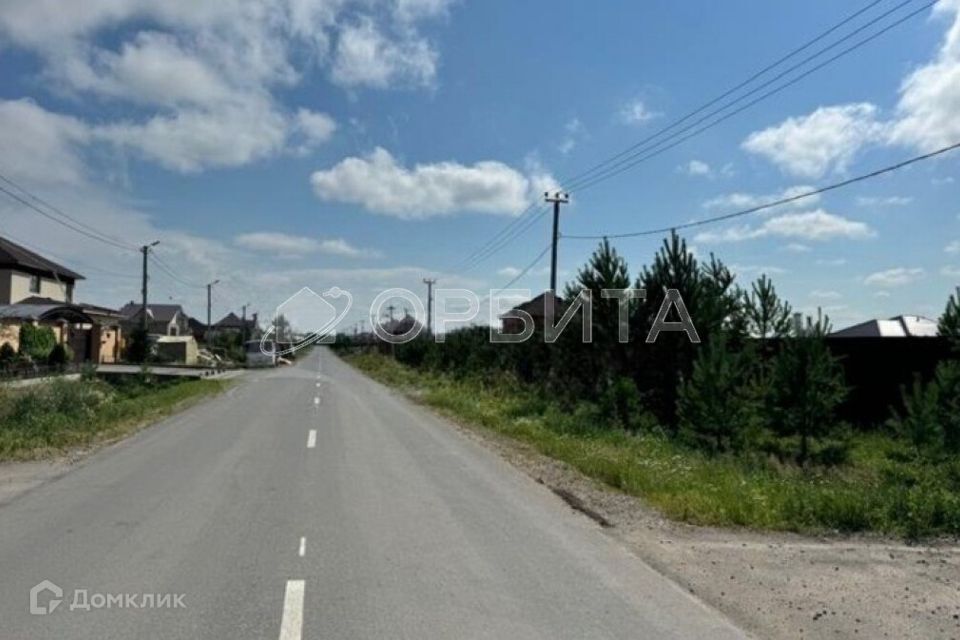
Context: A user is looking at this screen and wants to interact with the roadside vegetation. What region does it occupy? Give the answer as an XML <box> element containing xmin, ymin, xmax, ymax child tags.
<box><xmin>339</xmin><ymin>233</ymin><xmax>960</xmax><ymax>538</ymax></box>
<box><xmin>0</xmin><ymin>371</ymin><xmax>230</xmax><ymax>461</ymax></box>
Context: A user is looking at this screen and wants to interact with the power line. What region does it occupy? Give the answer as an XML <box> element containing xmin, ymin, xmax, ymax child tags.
<box><xmin>453</xmin><ymin>0</ymin><xmax>924</xmax><ymax>271</ymax></box>
<box><xmin>557</xmin><ymin>0</ymin><xmax>891</xmax><ymax>190</ymax></box>
<box><xmin>454</xmin><ymin>202</ymin><xmax>545</xmax><ymax>271</ymax></box>
<box><xmin>563</xmin><ymin>0</ymin><xmax>931</xmax><ymax>194</ymax></box>
<box><xmin>149</xmin><ymin>253</ymin><xmax>206</xmax><ymax>289</ymax></box>
<box><xmin>0</xmin><ymin>227</ymin><xmax>138</xmax><ymax>280</ymax></box>
<box><xmin>459</xmin><ymin>205</ymin><xmax>551</xmax><ymax>272</ymax></box>
<box><xmin>563</xmin><ymin>140</ymin><xmax>960</xmax><ymax>240</ymax></box>
<box><xmin>480</xmin><ymin>243</ymin><xmax>553</xmax><ymax>303</ymax></box>
<box><xmin>0</xmin><ymin>182</ymin><xmax>137</xmax><ymax>252</ymax></box>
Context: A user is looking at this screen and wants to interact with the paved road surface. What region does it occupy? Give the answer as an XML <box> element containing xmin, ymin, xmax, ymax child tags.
<box><xmin>0</xmin><ymin>348</ymin><xmax>750</xmax><ymax>639</ymax></box>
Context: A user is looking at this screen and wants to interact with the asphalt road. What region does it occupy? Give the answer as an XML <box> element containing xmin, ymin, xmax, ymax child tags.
<box><xmin>0</xmin><ymin>348</ymin><xmax>749</xmax><ymax>639</ymax></box>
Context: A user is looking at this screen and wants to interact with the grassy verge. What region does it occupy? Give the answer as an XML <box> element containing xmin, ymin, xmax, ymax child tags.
<box><xmin>0</xmin><ymin>374</ymin><xmax>232</xmax><ymax>461</ymax></box>
<box><xmin>346</xmin><ymin>351</ymin><xmax>960</xmax><ymax>539</ymax></box>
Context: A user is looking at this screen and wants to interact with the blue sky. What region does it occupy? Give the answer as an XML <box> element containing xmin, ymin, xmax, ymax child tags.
<box><xmin>0</xmin><ymin>0</ymin><xmax>958</xmax><ymax>331</ymax></box>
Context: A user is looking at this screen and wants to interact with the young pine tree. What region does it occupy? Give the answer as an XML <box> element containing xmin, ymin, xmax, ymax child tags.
<box><xmin>766</xmin><ymin>314</ymin><xmax>848</xmax><ymax>464</ymax></box>
<box><xmin>743</xmin><ymin>274</ymin><xmax>792</xmax><ymax>339</ymax></box>
<box><xmin>677</xmin><ymin>334</ymin><xmax>763</xmax><ymax>453</ymax></box>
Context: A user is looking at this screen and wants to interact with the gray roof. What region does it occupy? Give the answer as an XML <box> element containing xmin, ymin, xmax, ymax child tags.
<box><xmin>502</xmin><ymin>291</ymin><xmax>565</xmax><ymax>319</ymax></box>
<box><xmin>830</xmin><ymin>315</ymin><xmax>939</xmax><ymax>338</ymax></box>
<box><xmin>0</xmin><ymin>302</ymin><xmax>92</xmax><ymax>323</ymax></box>
<box><xmin>0</xmin><ymin>235</ymin><xmax>84</xmax><ymax>281</ymax></box>
<box><xmin>119</xmin><ymin>302</ymin><xmax>184</xmax><ymax>323</ymax></box>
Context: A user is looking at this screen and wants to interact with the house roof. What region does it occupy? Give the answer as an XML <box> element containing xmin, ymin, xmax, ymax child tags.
<box><xmin>215</xmin><ymin>312</ymin><xmax>247</xmax><ymax>329</ymax></box>
<box><xmin>0</xmin><ymin>236</ymin><xmax>84</xmax><ymax>281</ymax></box>
<box><xmin>830</xmin><ymin>315</ymin><xmax>939</xmax><ymax>338</ymax></box>
<box><xmin>119</xmin><ymin>302</ymin><xmax>184</xmax><ymax>323</ymax></box>
<box><xmin>0</xmin><ymin>302</ymin><xmax>92</xmax><ymax>324</ymax></box>
<box><xmin>381</xmin><ymin>314</ymin><xmax>420</xmax><ymax>335</ymax></box>
<box><xmin>501</xmin><ymin>291</ymin><xmax>565</xmax><ymax>319</ymax></box>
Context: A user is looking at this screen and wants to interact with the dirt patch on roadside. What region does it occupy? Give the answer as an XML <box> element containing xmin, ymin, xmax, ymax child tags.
<box><xmin>419</xmin><ymin>402</ymin><xmax>960</xmax><ymax>640</ymax></box>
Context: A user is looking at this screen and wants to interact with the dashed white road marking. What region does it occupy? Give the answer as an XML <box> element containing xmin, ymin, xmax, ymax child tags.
<box><xmin>314</xmin><ymin>396</ymin><xmax>320</xmax><ymax>406</ymax></box>
<box><xmin>278</xmin><ymin>579</ymin><xmax>305</xmax><ymax>640</ymax></box>
<box><xmin>298</xmin><ymin>537</ymin><xmax>306</xmax><ymax>557</ymax></box>
<box><xmin>307</xmin><ymin>430</ymin><xmax>317</xmax><ymax>449</ymax></box>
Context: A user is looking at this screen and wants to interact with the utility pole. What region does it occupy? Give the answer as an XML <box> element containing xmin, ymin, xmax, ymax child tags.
<box><xmin>241</xmin><ymin>303</ymin><xmax>250</xmax><ymax>343</ymax></box>
<box><xmin>206</xmin><ymin>279</ymin><xmax>220</xmax><ymax>336</ymax></box>
<box><xmin>384</xmin><ymin>304</ymin><xmax>397</xmax><ymax>323</ymax></box>
<box><xmin>140</xmin><ymin>241</ymin><xmax>160</xmax><ymax>332</ymax></box>
<box><xmin>423</xmin><ymin>278</ymin><xmax>436</xmax><ymax>335</ymax></box>
<box><xmin>544</xmin><ymin>191</ymin><xmax>570</xmax><ymax>292</ymax></box>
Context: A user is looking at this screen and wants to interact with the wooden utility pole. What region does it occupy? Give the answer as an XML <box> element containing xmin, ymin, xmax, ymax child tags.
<box><xmin>422</xmin><ymin>278</ymin><xmax>436</xmax><ymax>335</ymax></box>
<box><xmin>140</xmin><ymin>241</ymin><xmax>159</xmax><ymax>332</ymax></box>
<box><xmin>544</xmin><ymin>191</ymin><xmax>570</xmax><ymax>292</ymax></box>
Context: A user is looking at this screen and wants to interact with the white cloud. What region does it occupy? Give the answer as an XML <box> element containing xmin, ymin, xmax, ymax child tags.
<box><xmin>730</xmin><ymin>264</ymin><xmax>786</xmax><ymax>276</ymax></box>
<box><xmin>0</xmin><ymin>98</ymin><xmax>91</xmax><ymax>185</ymax></box>
<box><xmin>784</xmin><ymin>242</ymin><xmax>811</xmax><ymax>252</ymax></box>
<box><xmin>817</xmin><ymin>257</ymin><xmax>848</xmax><ymax>266</ymax></box>
<box><xmin>945</xmin><ymin>240</ymin><xmax>960</xmax><ymax>254</ymax></box>
<box><xmin>679</xmin><ymin>160</ymin><xmax>712</xmax><ymax>177</ymax></box>
<box><xmin>942</xmin><ymin>265</ymin><xmax>960</xmax><ymax>278</ymax></box>
<box><xmin>0</xmin><ymin>0</ymin><xmax>453</xmax><ymax>173</ymax></box>
<box><xmin>889</xmin><ymin>1</ymin><xmax>960</xmax><ymax>152</ymax></box>
<box><xmin>694</xmin><ymin>209</ymin><xmax>874</xmax><ymax>244</ymax></box>
<box><xmin>559</xmin><ymin>118</ymin><xmax>584</xmax><ymax>155</ymax></box>
<box><xmin>743</xmin><ymin>4</ymin><xmax>960</xmax><ymax>174</ymax></box>
<box><xmin>96</xmin><ymin>101</ymin><xmax>291</xmax><ymax>172</ymax></box>
<box><xmin>295</xmin><ymin>108</ymin><xmax>337</xmax><ymax>148</ymax></box>
<box><xmin>235</xmin><ymin>232</ymin><xmax>379</xmax><ymax>258</ymax></box>
<box><xmin>855</xmin><ymin>195</ymin><xmax>913</xmax><ymax>207</ymax></box>
<box><xmin>619</xmin><ymin>99</ymin><xmax>658</xmax><ymax>125</ymax></box>
<box><xmin>310</xmin><ymin>147</ymin><xmax>557</xmax><ymax>218</ymax></box>
<box><xmin>331</xmin><ymin>17</ymin><xmax>437</xmax><ymax>89</ymax></box>
<box><xmin>703</xmin><ymin>184</ymin><xmax>820</xmax><ymax>212</ymax></box>
<box><xmin>864</xmin><ymin>267</ymin><xmax>925</xmax><ymax>287</ymax></box>
<box><xmin>742</xmin><ymin>103</ymin><xmax>887</xmax><ymax>179</ymax></box>
<box><xmin>497</xmin><ymin>266</ymin><xmax>521</xmax><ymax>278</ymax></box>
<box><xmin>810</xmin><ymin>290</ymin><xmax>842</xmax><ymax>300</ymax></box>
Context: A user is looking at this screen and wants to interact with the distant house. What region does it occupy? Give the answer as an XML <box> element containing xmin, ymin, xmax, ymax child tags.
<box><xmin>501</xmin><ymin>291</ymin><xmax>565</xmax><ymax>334</ymax></box>
<box><xmin>0</xmin><ymin>235</ymin><xmax>83</xmax><ymax>304</ymax></box>
<box><xmin>212</xmin><ymin>311</ymin><xmax>258</xmax><ymax>339</ymax></box>
<box><xmin>830</xmin><ymin>315</ymin><xmax>939</xmax><ymax>338</ymax></box>
<box><xmin>379</xmin><ymin>313</ymin><xmax>421</xmax><ymax>337</ymax></box>
<box><xmin>119</xmin><ymin>302</ymin><xmax>189</xmax><ymax>336</ymax></box>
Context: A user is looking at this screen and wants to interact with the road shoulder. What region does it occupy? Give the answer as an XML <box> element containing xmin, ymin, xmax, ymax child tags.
<box><xmin>340</xmin><ymin>353</ymin><xmax>960</xmax><ymax>640</ymax></box>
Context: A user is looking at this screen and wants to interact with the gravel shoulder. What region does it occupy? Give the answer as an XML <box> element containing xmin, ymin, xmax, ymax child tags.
<box><xmin>391</xmin><ymin>384</ymin><xmax>960</xmax><ymax>640</ymax></box>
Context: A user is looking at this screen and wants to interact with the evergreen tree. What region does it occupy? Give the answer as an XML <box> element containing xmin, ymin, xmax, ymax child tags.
<box><xmin>940</xmin><ymin>291</ymin><xmax>960</xmax><ymax>350</ymax></box>
<box><xmin>677</xmin><ymin>334</ymin><xmax>762</xmax><ymax>452</ymax></box>
<box><xmin>766</xmin><ymin>314</ymin><xmax>847</xmax><ymax>464</ymax></box>
<box><xmin>743</xmin><ymin>274</ymin><xmax>793</xmax><ymax>338</ymax></box>
<box><xmin>563</xmin><ymin>238</ymin><xmax>632</xmax><ymax>390</ymax></box>
<box><xmin>631</xmin><ymin>231</ymin><xmax>742</xmax><ymax>426</ymax></box>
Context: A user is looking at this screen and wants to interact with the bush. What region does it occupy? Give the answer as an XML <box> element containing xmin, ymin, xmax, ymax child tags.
<box><xmin>47</xmin><ymin>343</ymin><xmax>73</xmax><ymax>366</ymax></box>
<box><xmin>765</xmin><ymin>319</ymin><xmax>848</xmax><ymax>464</ymax></box>
<box><xmin>125</xmin><ymin>327</ymin><xmax>151</xmax><ymax>363</ymax></box>
<box><xmin>0</xmin><ymin>342</ymin><xmax>15</xmax><ymax>364</ymax></box>
<box><xmin>677</xmin><ymin>336</ymin><xmax>764</xmax><ymax>453</ymax></box>
<box><xmin>18</xmin><ymin>324</ymin><xmax>56</xmax><ymax>362</ymax></box>
<box><xmin>889</xmin><ymin>360</ymin><xmax>960</xmax><ymax>458</ymax></box>
<box><xmin>599</xmin><ymin>376</ymin><xmax>645</xmax><ymax>431</ymax></box>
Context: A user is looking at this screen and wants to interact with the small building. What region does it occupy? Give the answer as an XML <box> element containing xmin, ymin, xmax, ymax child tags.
<box><xmin>155</xmin><ymin>335</ymin><xmax>199</xmax><ymax>365</ymax></box>
<box><xmin>0</xmin><ymin>301</ymin><xmax>93</xmax><ymax>360</ymax></box>
<box><xmin>17</xmin><ymin>296</ymin><xmax>124</xmax><ymax>363</ymax></box>
<box><xmin>120</xmin><ymin>302</ymin><xmax>190</xmax><ymax>336</ymax></box>
<box><xmin>830</xmin><ymin>315</ymin><xmax>939</xmax><ymax>338</ymax></box>
<box><xmin>501</xmin><ymin>291</ymin><xmax>565</xmax><ymax>334</ymax></box>
<box><xmin>0</xmin><ymin>236</ymin><xmax>84</xmax><ymax>304</ymax></box>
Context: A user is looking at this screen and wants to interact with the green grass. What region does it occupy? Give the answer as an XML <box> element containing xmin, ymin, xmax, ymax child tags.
<box><xmin>0</xmin><ymin>375</ymin><xmax>231</xmax><ymax>461</ymax></box>
<box><xmin>347</xmin><ymin>352</ymin><xmax>960</xmax><ymax>539</ymax></box>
